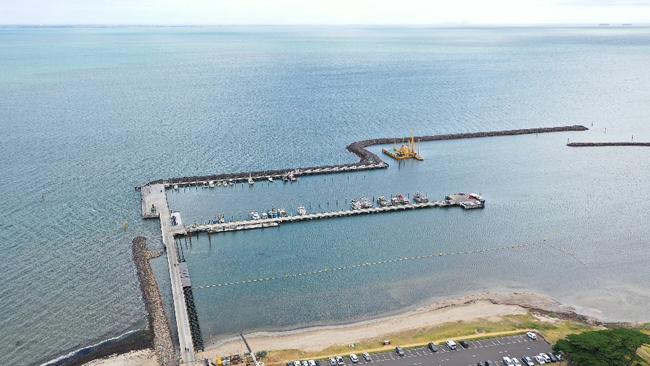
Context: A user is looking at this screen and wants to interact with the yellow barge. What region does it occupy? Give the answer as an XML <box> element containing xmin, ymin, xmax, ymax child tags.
<box><xmin>382</xmin><ymin>133</ymin><xmax>423</xmax><ymax>161</ymax></box>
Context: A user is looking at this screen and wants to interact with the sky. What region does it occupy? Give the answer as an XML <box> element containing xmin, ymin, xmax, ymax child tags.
<box><xmin>1</xmin><ymin>0</ymin><xmax>650</xmax><ymax>25</ymax></box>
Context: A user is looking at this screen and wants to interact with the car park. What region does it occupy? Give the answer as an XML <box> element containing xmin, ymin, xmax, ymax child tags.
<box><xmin>362</xmin><ymin>353</ymin><xmax>371</xmax><ymax>362</ymax></box>
<box><xmin>460</xmin><ymin>340</ymin><xmax>470</xmax><ymax>349</ymax></box>
<box><xmin>526</xmin><ymin>332</ymin><xmax>537</xmax><ymax>340</ymax></box>
<box><xmin>395</xmin><ymin>347</ymin><xmax>405</xmax><ymax>356</ymax></box>
<box><xmin>446</xmin><ymin>340</ymin><xmax>457</xmax><ymax>350</ymax></box>
<box><xmin>349</xmin><ymin>354</ymin><xmax>358</xmax><ymax>364</ymax></box>
<box><xmin>427</xmin><ymin>342</ymin><xmax>438</xmax><ymax>352</ymax></box>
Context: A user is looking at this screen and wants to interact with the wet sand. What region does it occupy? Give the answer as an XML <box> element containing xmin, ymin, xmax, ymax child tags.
<box><xmin>198</xmin><ymin>291</ymin><xmax>585</xmax><ymax>358</ymax></box>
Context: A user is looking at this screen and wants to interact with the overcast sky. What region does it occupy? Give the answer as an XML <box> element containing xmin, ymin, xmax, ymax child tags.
<box><xmin>1</xmin><ymin>0</ymin><xmax>649</xmax><ymax>25</ymax></box>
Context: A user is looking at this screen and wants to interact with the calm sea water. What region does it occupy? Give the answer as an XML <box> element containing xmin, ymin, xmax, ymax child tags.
<box><xmin>1</xmin><ymin>26</ymin><xmax>649</xmax><ymax>365</ymax></box>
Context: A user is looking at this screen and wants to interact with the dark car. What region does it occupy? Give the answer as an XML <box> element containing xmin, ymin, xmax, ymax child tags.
<box><xmin>486</xmin><ymin>361</ymin><xmax>497</xmax><ymax>366</ymax></box>
<box><xmin>395</xmin><ymin>347</ymin><xmax>405</xmax><ymax>356</ymax></box>
<box><xmin>548</xmin><ymin>353</ymin><xmax>558</xmax><ymax>362</ymax></box>
<box><xmin>427</xmin><ymin>342</ymin><xmax>438</xmax><ymax>352</ymax></box>
<box><xmin>459</xmin><ymin>340</ymin><xmax>470</xmax><ymax>349</ymax></box>
<box><xmin>555</xmin><ymin>353</ymin><xmax>564</xmax><ymax>361</ymax></box>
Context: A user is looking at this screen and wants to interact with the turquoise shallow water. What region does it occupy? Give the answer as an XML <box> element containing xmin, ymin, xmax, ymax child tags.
<box><xmin>1</xmin><ymin>26</ymin><xmax>649</xmax><ymax>365</ymax></box>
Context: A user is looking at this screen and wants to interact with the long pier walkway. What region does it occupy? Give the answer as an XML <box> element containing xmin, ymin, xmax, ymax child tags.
<box><xmin>185</xmin><ymin>200</ymin><xmax>478</xmax><ymax>235</ymax></box>
<box><xmin>141</xmin><ymin>184</ymin><xmax>199</xmax><ymax>365</ymax></box>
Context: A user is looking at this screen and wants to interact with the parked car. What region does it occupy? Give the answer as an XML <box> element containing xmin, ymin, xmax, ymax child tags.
<box><xmin>555</xmin><ymin>353</ymin><xmax>564</xmax><ymax>361</ymax></box>
<box><xmin>329</xmin><ymin>358</ymin><xmax>336</xmax><ymax>366</ymax></box>
<box><xmin>522</xmin><ymin>356</ymin><xmax>535</xmax><ymax>366</ymax></box>
<box><xmin>428</xmin><ymin>342</ymin><xmax>438</xmax><ymax>352</ymax></box>
<box><xmin>526</xmin><ymin>332</ymin><xmax>537</xmax><ymax>340</ymax></box>
<box><xmin>362</xmin><ymin>353</ymin><xmax>371</xmax><ymax>362</ymax></box>
<box><xmin>512</xmin><ymin>358</ymin><xmax>521</xmax><ymax>366</ymax></box>
<box><xmin>395</xmin><ymin>347</ymin><xmax>405</xmax><ymax>356</ymax></box>
<box><xmin>302</xmin><ymin>360</ymin><xmax>309</xmax><ymax>366</ymax></box>
<box><xmin>460</xmin><ymin>340</ymin><xmax>469</xmax><ymax>349</ymax></box>
<box><xmin>548</xmin><ymin>353</ymin><xmax>558</xmax><ymax>362</ymax></box>
<box><xmin>540</xmin><ymin>353</ymin><xmax>551</xmax><ymax>363</ymax></box>
<box><xmin>316</xmin><ymin>361</ymin><xmax>322</xmax><ymax>366</ymax></box>
<box><xmin>485</xmin><ymin>361</ymin><xmax>497</xmax><ymax>366</ymax></box>
<box><xmin>502</xmin><ymin>356</ymin><xmax>514</xmax><ymax>366</ymax></box>
<box><xmin>294</xmin><ymin>361</ymin><xmax>301</xmax><ymax>366</ymax></box>
<box><xmin>534</xmin><ymin>355</ymin><xmax>545</xmax><ymax>364</ymax></box>
<box><xmin>349</xmin><ymin>354</ymin><xmax>358</xmax><ymax>364</ymax></box>
<box><xmin>446</xmin><ymin>340</ymin><xmax>457</xmax><ymax>350</ymax></box>
<box><xmin>336</xmin><ymin>356</ymin><xmax>345</xmax><ymax>366</ymax></box>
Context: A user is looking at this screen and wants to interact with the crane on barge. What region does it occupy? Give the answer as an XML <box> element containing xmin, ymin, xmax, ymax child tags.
<box><xmin>382</xmin><ymin>131</ymin><xmax>423</xmax><ymax>161</ymax></box>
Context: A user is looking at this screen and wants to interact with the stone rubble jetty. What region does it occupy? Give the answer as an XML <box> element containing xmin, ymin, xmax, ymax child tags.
<box><xmin>567</xmin><ymin>142</ymin><xmax>650</xmax><ymax>147</ymax></box>
<box><xmin>132</xmin><ymin>236</ymin><xmax>177</xmax><ymax>366</ymax></box>
<box><xmin>139</xmin><ymin>125</ymin><xmax>588</xmax><ymax>189</ymax></box>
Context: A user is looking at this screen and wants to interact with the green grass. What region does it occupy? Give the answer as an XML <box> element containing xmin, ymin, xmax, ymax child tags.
<box><xmin>261</xmin><ymin>314</ymin><xmax>600</xmax><ymax>365</ymax></box>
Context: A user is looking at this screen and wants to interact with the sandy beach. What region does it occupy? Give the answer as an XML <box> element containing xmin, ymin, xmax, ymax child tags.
<box><xmin>197</xmin><ymin>291</ymin><xmax>583</xmax><ymax>359</ymax></box>
<box><xmin>82</xmin><ymin>349</ymin><xmax>159</xmax><ymax>366</ymax></box>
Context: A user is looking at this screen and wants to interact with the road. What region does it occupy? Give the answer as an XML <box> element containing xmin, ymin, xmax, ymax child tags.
<box><xmin>319</xmin><ymin>334</ymin><xmax>554</xmax><ymax>366</ymax></box>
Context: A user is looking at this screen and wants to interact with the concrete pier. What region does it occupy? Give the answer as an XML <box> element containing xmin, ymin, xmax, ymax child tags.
<box><xmin>142</xmin><ymin>183</ymin><xmax>199</xmax><ymax>365</ymax></box>
<box><xmin>185</xmin><ymin>198</ymin><xmax>482</xmax><ymax>235</ymax></box>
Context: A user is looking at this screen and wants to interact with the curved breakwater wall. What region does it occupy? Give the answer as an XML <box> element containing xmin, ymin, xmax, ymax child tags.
<box><xmin>567</xmin><ymin>142</ymin><xmax>650</xmax><ymax>147</ymax></box>
<box><xmin>142</xmin><ymin>125</ymin><xmax>588</xmax><ymax>188</ymax></box>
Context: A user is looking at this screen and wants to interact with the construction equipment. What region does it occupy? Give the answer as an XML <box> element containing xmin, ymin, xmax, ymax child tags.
<box><xmin>382</xmin><ymin>132</ymin><xmax>423</xmax><ymax>161</ymax></box>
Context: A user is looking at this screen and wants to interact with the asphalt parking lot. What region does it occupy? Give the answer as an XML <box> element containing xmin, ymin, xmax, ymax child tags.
<box><xmin>322</xmin><ymin>334</ymin><xmax>554</xmax><ymax>366</ymax></box>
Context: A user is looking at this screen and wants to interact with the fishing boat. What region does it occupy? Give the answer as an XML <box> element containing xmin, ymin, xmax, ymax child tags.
<box><xmin>288</xmin><ymin>173</ymin><xmax>297</xmax><ymax>182</ymax></box>
<box><xmin>208</xmin><ymin>181</ymin><xmax>215</xmax><ymax>188</ymax></box>
<box><xmin>392</xmin><ymin>193</ymin><xmax>409</xmax><ymax>205</ymax></box>
<box><xmin>261</xmin><ymin>212</ymin><xmax>269</xmax><ymax>219</ymax></box>
<box><xmin>278</xmin><ymin>209</ymin><xmax>288</xmax><ymax>217</ymax></box>
<box><xmin>297</xmin><ymin>206</ymin><xmax>307</xmax><ymax>216</ymax></box>
<box><xmin>249</xmin><ymin>211</ymin><xmax>260</xmax><ymax>220</ymax></box>
<box><xmin>377</xmin><ymin>196</ymin><xmax>392</xmax><ymax>207</ymax></box>
<box><xmin>351</xmin><ymin>197</ymin><xmax>373</xmax><ymax>210</ymax></box>
<box><xmin>248</xmin><ymin>175</ymin><xmax>254</xmax><ymax>185</ymax></box>
<box><xmin>412</xmin><ymin>192</ymin><xmax>429</xmax><ymax>203</ymax></box>
<box><xmin>173</xmin><ymin>184</ymin><xmax>179</xmax><ymax>190</ymax></box>
<box><xmin>268</xmin><ymin>177</ymin><xmax>274</xmax><ymax>182</ymax></box>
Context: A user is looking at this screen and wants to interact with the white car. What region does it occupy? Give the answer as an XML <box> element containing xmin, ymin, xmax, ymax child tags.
<box><xmin>534</xmin><ymin>355</ymin><xmax>546</xmax><ymax>364</ymax></box>
<box><xmin>502</xmin><ymin>356</ymin><xmax>514</xmax><ymax>366</ymax></box>
<box><xmin>294</xmin><ymin>361</ymin><xmax>301</xmax><ymax>366</ymax></box>
<box><xmin>446</xmin><ymin>340</ymin><xmax>457</xmax><ymax>350</ymax></box>
<box><xmin>309</xmin><ymin>360</ymin><xmax>316</xmax><ymax>366</ymax></box>
<box><xmin>526</xmin><ymin>332</ymin><xmax>537</xmax><ymax>340</ymax></box>
<box><xmin>512</xmin><ymin>358</ymin><xmax>522</xmax><ymax>366</ymax></box>
<box><xmin>329</xmin><ymin>359</ymin><xmax>336</xmax><ymax>366</ymax></box>
<box><xmin>540</xmin><ymin>353</ymin><xmax>551</xmax><ymax>363</ymax></box>
<box><xmin>522</xmin><ymin>356</ymin><xmax>535</xmax><ymax>366</ymax></box>
<box><xmin>349</xmin><ymin>354</ymin><xmax>358</xmax><ymax>364</ymax></box>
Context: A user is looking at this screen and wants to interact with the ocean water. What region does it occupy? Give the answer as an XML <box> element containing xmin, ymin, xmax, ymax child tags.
<box><xmin>1</xmin><ymin>26</ymin><xmax>649</xmax><ymax>365</ymax></box>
